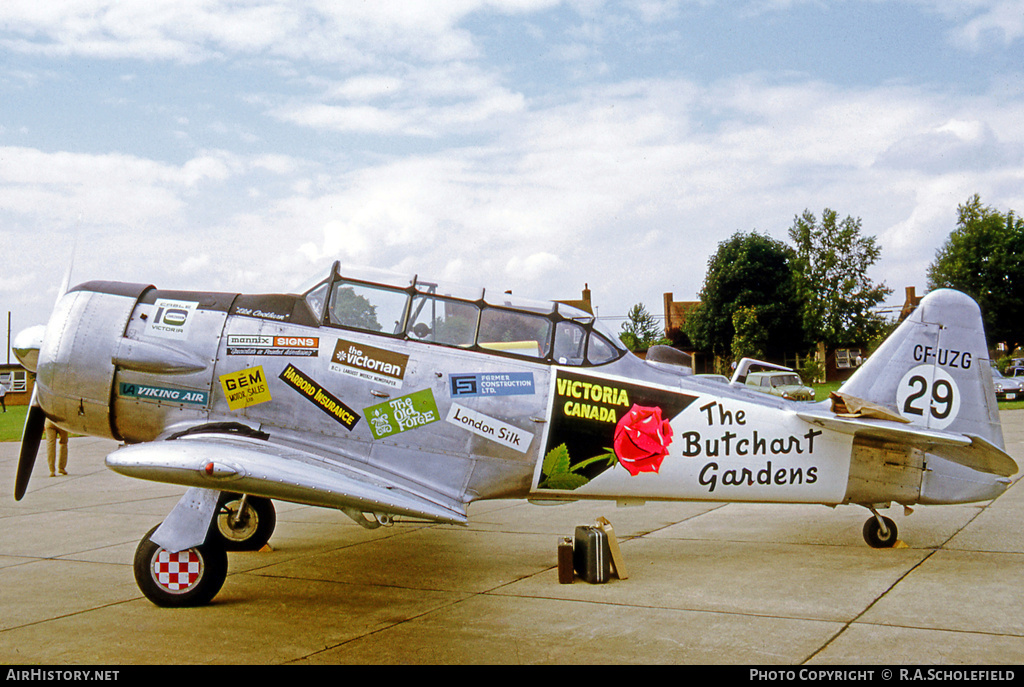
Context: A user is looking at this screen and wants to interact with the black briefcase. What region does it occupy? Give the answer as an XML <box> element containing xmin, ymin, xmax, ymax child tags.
<box><xmin>573</xmin><ymin>525</ymin><xmax>610</xmax><ymax>583</ymax></box>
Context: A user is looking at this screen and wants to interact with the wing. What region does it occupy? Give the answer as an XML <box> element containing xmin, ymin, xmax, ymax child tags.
<box><xmin>796</xmin><ymin>409</ymin><xmax>1018</xmax><ymax>478</ymax></box>
<box><xmin>105</xmin><ymin>431</ymin><xmax>468</xmax><ymax>525</ymax></box>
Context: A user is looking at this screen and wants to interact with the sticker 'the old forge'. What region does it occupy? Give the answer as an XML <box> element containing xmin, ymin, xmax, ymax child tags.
<box><xmin>11</xmin><ymin>260</ymin><xmax>1017</xmax><ymax>607</ymax></box>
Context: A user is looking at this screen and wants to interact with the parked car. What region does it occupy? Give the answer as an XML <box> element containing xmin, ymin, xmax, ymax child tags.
<box><xmin>744</xmin><ymin>371</ymin><xmax>815</xmax><ymax>401</ymax></box>
<box><xmin>1005</xmin><ymin>358</ymin><xmax>1024</xmax><ymax>377</ymax></box>
<box><xmin>991</xmin><ymin>366</ymin><xmax>1024</xmax><ymax>401</ymax></box>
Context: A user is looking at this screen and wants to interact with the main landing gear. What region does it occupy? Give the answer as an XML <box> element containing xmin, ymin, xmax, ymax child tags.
<box><xmin>134</xmin><ymin>493</ymin><xmax>277</xmax><ymax>607</ymax></box>
<box><xmin>211</xmin><ymin>493</ymin><xmax>277</xmax><ymax>551</ymax></box>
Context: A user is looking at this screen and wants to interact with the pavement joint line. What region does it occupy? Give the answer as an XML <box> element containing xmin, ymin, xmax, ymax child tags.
<box><xmin>801</xmin><ymin>476</ymin><xmax>1019</xmax><ymax>663</ymax></box>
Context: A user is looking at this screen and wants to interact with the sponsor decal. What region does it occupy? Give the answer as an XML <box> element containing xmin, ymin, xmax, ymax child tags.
<box><xmin>539</xmin><ymin>370</ymin><xmax>696</xmax><ymax>490</ymax></box>
<box><xmin>365</xmin><ymin>389</ymin><xmax>439</xmax><ymax>440</ymax></box>
<box><xmin>449</xmin><ymin>372</ymin><xmax>535</xmax><ymax>398</ymax></box>
<box><xmin>330</xmin><ymin>339</ymin><xmax>409</xmax><ymax>389</ymax></box>
<box><xmin>227</xmin><ymin>334</ymin><xmax>319</xmax><ymax>357</ymax></box>
<box><xmin>119</xmin><ymin>382</ymin><xmax>208</xmax><ymax>406</ymax></box>
<box><xmin>539</xmin><ymin>370</ymin><xmax>841</xmax><ymax>499</ymax></box>
<box><xmin>146</xmin><ymin>299</ymin><xmax>199</xmax><ymax>339</ymax></box>
<box><xmin>446</xmin><ymin>403</ymin><xmax>532</xmax><ymax>453</ymax></box>
<box><xmin>279</xmin><ymin>364</ymin><xmax>359</xmax><ymax>430</ymax></box>
<box><xmin>682</xmin><ymin>401</ymin><xmax>824</xmax><ymax>494</ymax></box>
<box><xmin>219</xmin><ymin>365</ymin><xmax>271</xmax><ymax>411</ymax></box>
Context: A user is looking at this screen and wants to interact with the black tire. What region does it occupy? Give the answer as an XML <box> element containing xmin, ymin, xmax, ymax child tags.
<box><xmin>862</xmin><ymin>515</ymin><xmax>898</xmax><ymax>548</ymax></box>
<box><xmin>210</xmin><ymin>493</ymin><xmax>276</xmax><ymax>551</ymax></box>
<box><xmin>134</xmin><ymin>524</ymin><xmax>228</xmax><ymax>607</ymax></box>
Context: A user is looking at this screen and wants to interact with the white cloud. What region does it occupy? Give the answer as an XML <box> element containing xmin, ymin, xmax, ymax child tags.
<box><xmin>2</xmin><ymin>0</ymin><xmax>1023</xmax><ymax>332</ymax></box>
<box><xmin>0</xmin><ymin>1</ymin><xmax>558</xmax><ymax>64</ymax></box>
<box><xmin>942</xmin><ymin>0</ymin><xmax>1024</xmax><ymax>49</ymax></box>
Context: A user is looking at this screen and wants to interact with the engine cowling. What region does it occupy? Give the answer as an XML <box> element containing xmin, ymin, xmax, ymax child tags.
<box><xmin>36</xmin><ymin>282</ymin><xmax>152</xmax><ymax>440</ymax></box>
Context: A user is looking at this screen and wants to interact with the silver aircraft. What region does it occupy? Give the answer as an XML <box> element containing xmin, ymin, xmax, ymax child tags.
<box><xmin>12</xmin><ymin>262</ymin><xmax>1017</xmax><ymax>606</ymax></box>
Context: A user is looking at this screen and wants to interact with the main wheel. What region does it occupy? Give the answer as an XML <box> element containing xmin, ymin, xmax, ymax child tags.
<box><xmin>210</xmin><ymin>493</ymin><xmax>276</xmax><ymax>551</ymax></box>
<box><xmin>862</xmin><ymin>515</ymin><xmax>898</xmax><ymax>548</ymax></box>
<box><xmin>134</xmin><ymin>524</ymin><xmax>228</xmax><ymax>607</ymax></box>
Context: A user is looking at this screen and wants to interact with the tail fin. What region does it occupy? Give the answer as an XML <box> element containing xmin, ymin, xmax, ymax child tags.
<box><xmin>839</xmin><ymin>288</ymin><xmax>1003</xmax><ymax>450</ymax></box>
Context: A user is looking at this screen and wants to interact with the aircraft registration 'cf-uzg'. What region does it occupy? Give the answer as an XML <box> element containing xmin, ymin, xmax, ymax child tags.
<box><xmin>12</xmin><ymin>262</ymin><xmax>1017</xmax><ymax>606</ymax></box>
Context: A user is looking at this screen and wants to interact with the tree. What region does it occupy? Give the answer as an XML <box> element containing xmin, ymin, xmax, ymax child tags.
<box><xmin>788</xmin><ymin>208</ymin><xmax>892</xmax><ymax>348</ymax></box>
<box><xmin>731</xmin><ymin>306</ymin><xmax>769</xmax><ymax>360</ymax></box>
<box><xmin>927</xmin><ymin>194</ymin><xmax>1024</xmax><ymax>348</ymax></box>
<box><xmin>685</xmin><ymin>231</ymin><xmax>808</xmax><ymax>360</ymax></box>
<box><xmin>619</xmin><ymin>303</ymin><xmax>665</xmax><ymax>351</ymax></box>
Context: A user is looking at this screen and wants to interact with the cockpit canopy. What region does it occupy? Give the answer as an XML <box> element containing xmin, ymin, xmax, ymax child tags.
<box><xmin>302</xmin><ymin>262</ymin><xmax>626</xmax><ymax>367</ymax></box>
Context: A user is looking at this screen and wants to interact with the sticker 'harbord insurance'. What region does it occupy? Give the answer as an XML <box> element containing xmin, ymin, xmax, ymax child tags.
<box><xmin>279</xmin><ymin>364</ymin><xmax>359</xmax><ymax>430</ymax></box>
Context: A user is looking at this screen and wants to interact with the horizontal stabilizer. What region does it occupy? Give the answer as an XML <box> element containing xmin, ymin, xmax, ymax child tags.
<box><xmin>797</xmin><ymin>410</ymin><xmax>1018</xmax><ymax>477</ymax></box>
<box><xmin>105</xmin><ymin>434</ymin><xmax>467</xmax><ymax>525</ymax></box>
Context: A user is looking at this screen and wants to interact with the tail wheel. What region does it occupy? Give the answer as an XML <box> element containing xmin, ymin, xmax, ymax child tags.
<box><xmin>211</xmin><ymin>493</ymin><xmax>276</xmax><ymax>551</ymax></box>
<box><xmin>134</xmin><ymin>524</ymin><xmax>227</xmax><ymax>607</ymax></box>
<box><xmin>862</xmin><ymin>515</ymin><xmax>898</xmax><ymax>548</ymax></box>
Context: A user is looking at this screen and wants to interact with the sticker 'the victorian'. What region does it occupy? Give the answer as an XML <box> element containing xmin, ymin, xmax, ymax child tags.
<box><xmin>613</xmin><ymin>404</ymin><xmax>674</xmax><ymax>476</ymax></box>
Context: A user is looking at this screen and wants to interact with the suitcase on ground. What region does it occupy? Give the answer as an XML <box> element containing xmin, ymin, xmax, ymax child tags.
<box><xmin>557</xmin><ymin>537</ymin><xmax>575</xmax><ymax>584</ymax></box>
<box><xmin>573</xmin><ymin>525</ymin><xmax>610</xmax><ymax>583</ymax></box>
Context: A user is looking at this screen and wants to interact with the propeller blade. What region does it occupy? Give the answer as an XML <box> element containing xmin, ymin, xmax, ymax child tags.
<box><xmin>15</xmin><ymin>394</ymin><xmax>47</xmax><ymax>501</ymax></box>
<box><xmin>15</xmin><ymin>236</ymin><xmax>77</xmax><ymax>500</ymax></box>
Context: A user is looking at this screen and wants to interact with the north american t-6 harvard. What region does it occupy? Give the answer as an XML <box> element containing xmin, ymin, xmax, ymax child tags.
<box><xmin>12</xmin><ymin>261</ymin><xmax>1017</xmax><ymax>606</ymax></box>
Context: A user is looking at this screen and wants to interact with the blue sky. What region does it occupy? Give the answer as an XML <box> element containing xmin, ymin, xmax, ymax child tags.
<box><xmin>2</xmin><ymin>1</ymin><xmax>1022</xmax><ymax>345</ymax></box>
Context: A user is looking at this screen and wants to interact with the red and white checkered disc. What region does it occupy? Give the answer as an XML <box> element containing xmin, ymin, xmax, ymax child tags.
<box><xmin>153</xmin><ymin>549</ymin><xmax>202</xmax><ymax>592</ymax></box>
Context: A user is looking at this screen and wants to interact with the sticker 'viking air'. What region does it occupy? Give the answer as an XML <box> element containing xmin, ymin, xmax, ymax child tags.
<box><xmin>119</xmin><ymin>382</ymin><xmax>208</xmax><ymax>406</ymax></box>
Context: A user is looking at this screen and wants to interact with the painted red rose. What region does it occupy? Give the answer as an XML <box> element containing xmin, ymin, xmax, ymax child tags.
<box><xmin>613</xmin><ymin>404</ymin><xmax>674</xmax><ymax>476</ymax></box>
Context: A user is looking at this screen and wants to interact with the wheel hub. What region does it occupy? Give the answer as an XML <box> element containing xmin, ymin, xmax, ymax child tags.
<box><xmin>151</xmin><ymin>549</ymin><xmax>204</xmax><ymax>593</ymax></box>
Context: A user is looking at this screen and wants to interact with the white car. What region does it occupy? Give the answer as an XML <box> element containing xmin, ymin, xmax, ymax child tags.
<box><xmin>991</xmin><ymin>366</ymin><xmax>1024</xmax><ymax>401</ymax></box>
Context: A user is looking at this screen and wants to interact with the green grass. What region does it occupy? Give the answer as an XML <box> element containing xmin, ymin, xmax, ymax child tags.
<box><xmin>0</xmin><ymin>405</ymin><xmax>29</xmax><ymax>442</ymax></box>
<box><xmin>813</xmin><ymin>381</ymin><xmax>843</xmax><ymax>402</ymax></box>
